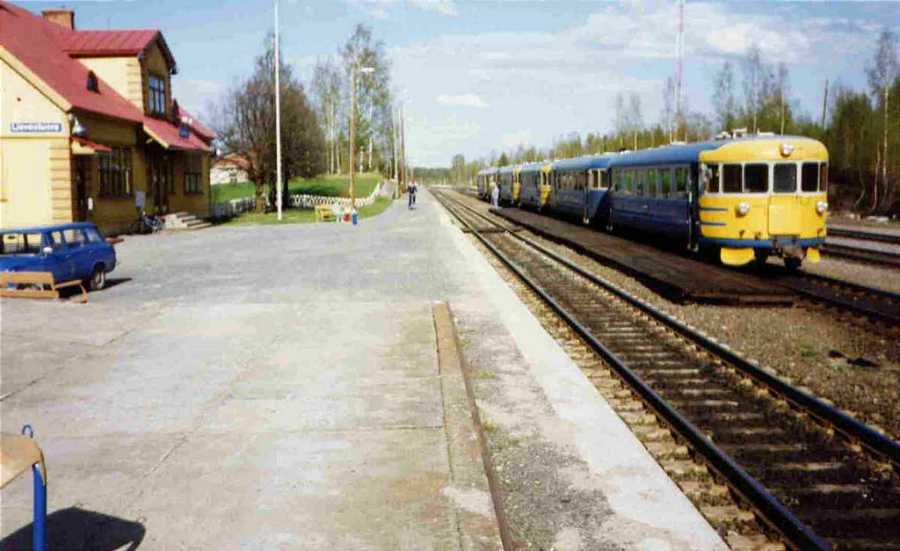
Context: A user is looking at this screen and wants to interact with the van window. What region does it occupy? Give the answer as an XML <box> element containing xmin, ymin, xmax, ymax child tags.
<box><xmin>1</xmin><ymin>232</ymin><xmax>43</xmax><ymax>255</ymax></box>
<box><xmin>64</xmin><ymin>229</ymin><xmax>87</xmax><ymax>247</ymax></box>
<box><xmin>801</xmin><ymin>163</ymin><xmax>818</xmax><ymax>192</ymax></box>
<box><xmin>819</xmin><ymin>164</ymin><xmax>828</xmax><ymax>192</ymax></box>
<box><xmin>744</xmin><ymin>164</ymin><xmax>768</xmax><ymax>193</ymax></box>
<box><xmin>675</xmin><ymin>167</ymin><xmax>688</xmax><ymax>195</ymax></box>
<box><xmin>774</xmin><ymin>164</ymin><xmax>797</xmax><ymax>193</ymax></box>
<box><xmin>722</xmin><ymin>164</ymin><xmax>742</xmax><ymax>193</ymax></box>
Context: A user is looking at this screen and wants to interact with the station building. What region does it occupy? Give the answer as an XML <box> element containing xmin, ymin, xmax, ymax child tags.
<box><xmin>0</xmin><ymin>2</ymin><xmax>216</xmax><ymax>234</ymax></box>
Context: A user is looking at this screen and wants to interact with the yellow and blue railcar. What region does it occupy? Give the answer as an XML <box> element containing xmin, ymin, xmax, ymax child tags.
<box><xmin>518</xmin><ymin>162</ymin><xmax>553</xmax><ymax>211</ymax></box>
<box><xmin>476</xmin><ymin>167</ymin><xmax>498</xmax><ymax>201</ymax></box>
<box><xmin>498</xmin><ymin>165</ymin><xmax>522</xmax><ymax>206</ymax></box>
<box><xmin>608</xmin><ymin>135</ymin><xmax>827</xmax><ymax>268</ymax></box>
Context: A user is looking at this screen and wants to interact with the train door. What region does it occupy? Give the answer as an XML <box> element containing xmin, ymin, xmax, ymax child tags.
<box><xmin>687</xmin><ymin>164</ymin><xmax>700</xmax><ymax>249</ymax></box>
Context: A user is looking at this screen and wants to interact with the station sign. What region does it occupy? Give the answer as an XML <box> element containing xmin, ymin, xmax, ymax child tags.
<box><xmin>10</xmin><ymin>122</ymin><xmax>63</xmax><ymax>133</ymax></box>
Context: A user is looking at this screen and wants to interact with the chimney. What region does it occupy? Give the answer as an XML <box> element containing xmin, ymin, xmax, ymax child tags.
<box><xmin>42</xmin><ymin>9</ymin><xmax>75</xmax><ymax>30</ymax></box>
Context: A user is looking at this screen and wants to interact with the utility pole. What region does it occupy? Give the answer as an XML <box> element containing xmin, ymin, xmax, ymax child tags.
<box><xmin>399</xmin><ymin>103</ymin><xmax>406</xmax><ymax>197</ymax></box>
<box><xmin>274</xmin><ymin>0</ymin><xmax>283</xmax><ymax>221</ymax></box>
<box><xmin>350</xmin><ymin>65</ymin><xmax>374</xmax><ymax>210</ymax></box>
<box><xmin>675</xmin><ymin>0</ymin><xmax>684</xmax><ymax>142</ymax></box>
<box><xmin>821</xmin><ymin>78</ymin><xmax>828</xmax><ymax>130</ymax></box>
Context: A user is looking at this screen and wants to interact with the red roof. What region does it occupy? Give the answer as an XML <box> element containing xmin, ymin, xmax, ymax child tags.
<box><xmin>143</xmin><ymin>115</ymin><xmax>210</xmax><ymax>152</ymax></box>
<box><xmin>0</xmin><ymin>2</ymin><xmax>141</xmax><ymax>123</ymax></box>
<box><xmin>73</xmin><ymin>136</ymin><xmax>111</xmax><ymax>152</ymax></box>
<box><xmin>176</xmin><ymin>105</ymin><xmax>216</xmax><ymax>141</ymax></box>
<box><xmin>62</xmin><ymin>29</ymin><xmax>157</xmax><ymax>55</ymax></box>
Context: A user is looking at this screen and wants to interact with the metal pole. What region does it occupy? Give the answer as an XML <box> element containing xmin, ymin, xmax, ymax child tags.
<box><xmin>350</xmin><ymin>67</ymin><xmax>357</xmax><ymax>210</ymax></box>
<box><xmin>274</xmin><ymin>0</ymin><xmax>283</xmax><ymax>221</ymax></box>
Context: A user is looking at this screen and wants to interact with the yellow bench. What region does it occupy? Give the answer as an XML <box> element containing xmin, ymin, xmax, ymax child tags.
<box><xmin>0</xmin><ymin>271</ymin><xmax>88</xmax><ymax>303</ymax></box>
<box><xmin>315</xmin><ymin>205</ymin><xmax>337</xmax><ymax>222</ymax></box>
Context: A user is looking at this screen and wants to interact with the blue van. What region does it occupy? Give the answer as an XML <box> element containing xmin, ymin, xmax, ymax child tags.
<box><xmin>0</xmin><ymin>222</ymin><xmax>117</xmax><ymax>290</ymax></box>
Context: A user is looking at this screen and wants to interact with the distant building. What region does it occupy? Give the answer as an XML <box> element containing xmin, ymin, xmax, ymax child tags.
<box><xmin>0</xmin><ymin>2</ymin><xmax>217</xmax><ymax>234</ymax></box>
<box><xmin>211</xmin><ymin>154</ymin><xmax>250</xmax><ymax>185</ymax></box>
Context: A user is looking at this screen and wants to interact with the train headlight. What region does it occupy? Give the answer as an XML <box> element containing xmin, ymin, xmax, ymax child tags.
<box><xmin>816</xmin><ymin>201</ymin><xmax>828</xmax><ymax>215</ymax></box>
<box><xmin>780</xmin><ymin>143</ymin><xmax>794</xmax><ymax>157</ymax></box>
<box><xmin>736</xmin><ymin>202</ymin><xmax>751</xmax><ymax>216</ymax></box>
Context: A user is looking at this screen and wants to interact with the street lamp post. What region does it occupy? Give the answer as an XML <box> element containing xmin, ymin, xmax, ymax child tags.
<box><xmin>274</xmin><ymin>0</ymin><xmax>283</xmax><ymax>221</ymax></box>
<box><xmin>349</xmin><ymin>65</ymin><xmax>374</xmax><ymax>211</ymax></box>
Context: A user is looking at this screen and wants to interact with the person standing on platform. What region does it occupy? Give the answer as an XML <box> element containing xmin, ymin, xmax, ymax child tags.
<box><xmin>491</xmin><ymin>182</ymin><xmax>500</xmax><ymax>208</ymax></box>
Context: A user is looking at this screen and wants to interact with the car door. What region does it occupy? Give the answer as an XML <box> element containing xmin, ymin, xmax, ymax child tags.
<box><xmin>64</xmin><ymin>228</ymin><xmax>93</xmax><ymax>279</ymax></box>
<box><xmin>36</xmin><ymin>231</ymin><xmax>72</xmax><ymax>282</ymax></box>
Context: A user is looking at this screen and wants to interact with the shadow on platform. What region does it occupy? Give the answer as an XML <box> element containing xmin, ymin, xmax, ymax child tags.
<box><xmin>0</xmin><ymin>507</ymin><xmax>145</xmax><ymax>551</ymax></box>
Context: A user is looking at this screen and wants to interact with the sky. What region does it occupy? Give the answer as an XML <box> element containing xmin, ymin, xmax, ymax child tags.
<box><xmin>20</xmin><ymin>0</ymin><xmax>900</xmax><ymax>167</ymax></box>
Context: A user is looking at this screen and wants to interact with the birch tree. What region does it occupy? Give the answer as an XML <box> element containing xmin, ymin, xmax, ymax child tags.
<box><xmin>866</xmin><ymin>29</ymin><xmax>899</xmax><ymax>210</ymax></box>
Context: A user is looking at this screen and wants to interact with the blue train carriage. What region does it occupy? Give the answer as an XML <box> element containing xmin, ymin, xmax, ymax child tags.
<box><xmin>549</xmin><ymin>155</ymin><xmax>614</xmax><ymax>225</ymax></box>
<box><xmin>608</xmin><ymin>135</ymin><xmax>828</xmax><ymax>269</ymax></box>
<box><xmin>518</xmin><ymin>161</ymin><xmax>553</xmax><ymax>211</ymax></box>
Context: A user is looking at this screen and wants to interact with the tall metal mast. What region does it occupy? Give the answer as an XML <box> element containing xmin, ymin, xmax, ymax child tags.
<box><xmin>675</xmin><ymin>0</ymin><xmax>684</xmax><ymax>141</ymax></box>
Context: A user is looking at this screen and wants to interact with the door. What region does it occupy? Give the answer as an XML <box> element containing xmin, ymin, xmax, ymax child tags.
<box><xmin>73</xmin><ymin>157</ymin><xmax>90</xmax><ymax>221</ymax></box>
<box><xmin>148</xmin><ymin>154</ymin><xmax>171</xmax><ymax>214</ymax></box>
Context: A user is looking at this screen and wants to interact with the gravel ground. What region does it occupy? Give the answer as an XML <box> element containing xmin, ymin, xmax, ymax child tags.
<box><xmin>790</xmin><ymin>255</ymin><xmax>900</xmax><ymax>294</ymax></box>
<box><xmin>453</xmin><ymin>194</ymin><xmax>900</xmax><ymax>441</ymax></box>
<box><xmin>528</xmin><ymin>232</ymin><xmax>900</xmax><ymax>441</ymax></box>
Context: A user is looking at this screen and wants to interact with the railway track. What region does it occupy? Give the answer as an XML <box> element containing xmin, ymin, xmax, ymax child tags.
<box><xmin>776</xmin><ymin>271</ymin><xmax>900</xmax><ymax>327</ymax></box>
<box><xmin>828</xmin><ymin>228</ymin><xmax>900</xmax><ymax>245</ymax></box>
<box><xmin>434</xmin><ymin>189</ymin><xmax>900</xmax><ymax>551</ymax></box>
<box><xmin>820</xmin><ymin>242</ymin><xmax>900</xmax><ymax>269</ymax></box>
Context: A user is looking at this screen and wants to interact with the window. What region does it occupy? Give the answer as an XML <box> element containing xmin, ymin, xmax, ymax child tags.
<box><xmin>660</xmin><ymin>168</ymin><xmax>672</xmax><ymax>196</ymax></box>
<box><xmin>1</xmin><ymin>232</ymin><xmax>43</xmax><ymax>255</ymax></box>
<box><xmin>722</xmin><ymin>164</ymin><xmax>742</xmax><ymax>193</ymax></box>
<box><xmin>819</xmin><ymin>163</ymin><xmax>828</xmax><ymax>192</ymax></box>
<box><xmin>625</xmin><ymin>170</ymin><xmax>635</xmax><ymax>195</ymax></box>
<box><xmin>63</xmin><ymin>229</ymin><xmax>86</xmax><ymax>248</ymax></box>
<box><xmin>49</xmin><ymin>231</ymin><xmax>65</xmax><ymax>251</ymax></box>
<box><xmin>647</xmin><ymin>169</ymin><xmax>657</xmax><ymax>197</ymax></box>
<box><xmin>801</xmin><ymin>162</ymin><xmax>818</xmax><ymax>192</ymax></box>
<box><xmin>675</xmin><ymin>167</ymin><xmax>688</xmax><ymax>195</ymax></box>
<box><xmin>149</xmin><ymin>156</ymin><xmax>173</xmax><ymax>196</ymax></box>
<box><xmin>98</xmin><ymin>148</ymin><xmax>133</xmax><ymax>196</ymax></box>
<box><xmin>185</xmin><ymin>156</ymin><xmax>203</xmax><ymax>194</ymax></box>
<box><xmin>86</xmin><ymin>71</ymin><xmax>98</xmax><ymax>92</ymax></box>
<box><xmin>774</xmin><ymin>164</ymin><xmax>797</xmax><ymax>193</ymax></box>
<box><xmin>149</xmin><ymin>74</ymin><xmax>167</xmax><ymax>116</ymax></box>
<box><xmin>599</xmin><ymin>170</ymin><xmax>608</xmax><ymax>190</ymax></box>
<box><xmin>744</xmin><ymin>164</ymin><xmax>769</xmax><ymax>193</ymax></box>
<box><xmin>85</xmin><ymin>227</ymin><xmax>103</xmax><ymax>244</ymax></box>
<box><xmin>703</xmin><ymin>165</ymin><xmax>718</xmax><ymax>194</ymax></box>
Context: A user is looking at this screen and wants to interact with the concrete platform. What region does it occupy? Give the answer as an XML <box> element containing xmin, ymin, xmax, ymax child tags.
<box><xmin>1</xmin><ymin>188</ymin><xmax>725</xmax><ymax>549</ymax></box>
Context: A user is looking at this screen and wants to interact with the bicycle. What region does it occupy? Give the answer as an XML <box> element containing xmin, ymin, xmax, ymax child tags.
<box><xmin>130</xmin><ymin>211</ymin><xmax>164</xmax><ymax>234</ymax></box>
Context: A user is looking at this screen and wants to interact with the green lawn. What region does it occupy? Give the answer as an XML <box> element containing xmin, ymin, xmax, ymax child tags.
<box><xmin>221</xmin><ymin>196</ymin><xmax>394</xmax><ymax>226</ymax></box>
<box><xmin>211</xmin><ymin>173</ymin><xmax>382</xmax><ymax>204</ymax></box>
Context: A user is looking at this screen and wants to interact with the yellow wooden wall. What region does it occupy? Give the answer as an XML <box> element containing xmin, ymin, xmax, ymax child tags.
<box><xmin>77</xmin><ymin>56</ymin><xmax>143</xmax><ymax>111</ymax></box>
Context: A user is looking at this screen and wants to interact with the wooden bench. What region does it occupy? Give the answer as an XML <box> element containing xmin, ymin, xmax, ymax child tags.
<box><xmin>315</xmin><ymin>205</ymin><xmax>337</xmax><ymax>222</ymax></box>
<box><xmin>0</xmin><ymin>271</ymin><xmax>88</xmax><ymax>303</ymax></box>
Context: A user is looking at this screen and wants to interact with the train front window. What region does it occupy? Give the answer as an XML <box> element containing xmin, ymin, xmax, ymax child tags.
<box><xmin>703</xmin><ymin>164</ymin><xmax>719</xmax><ymax>193</ymax></box>
<box><xmin>723</xmin><ymin>164</ymin><xmax>742</xmax><ymax>193</ymax></box>
<box><xmin>801</xmin><ymin>163</ymin><xmax>818</xmax><ymax>192</ymax></box>
<box><xmin>774</xmin><ymin>164</ymin><xmax>797</xmax><ymax>193</ymax></box>
<box><xmin>744</xmin><ymin>164</ymin><xmax>768</xmax><ymax>193</ymax></box>
<box><xmin>819</xmin><ymin>164</ymin><xmax>828</xmax><ymax>192</ymax></box>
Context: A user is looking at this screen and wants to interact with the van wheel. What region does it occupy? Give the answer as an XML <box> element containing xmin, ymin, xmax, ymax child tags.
<box><xmin>89</xmin><ymin>265</ymin><xmax>106</xmax><ymax>290</ymax></box>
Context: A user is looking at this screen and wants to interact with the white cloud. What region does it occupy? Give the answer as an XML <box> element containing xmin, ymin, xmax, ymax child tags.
<box><xmin>435</xmin><ymin>93</ymin><xmax>489</xmax><ymax>108</ymax></box>
<box><xmin>411</xmin><ymin>0</ymin><xmax>458</xmax><ymax>17</ymax></box>
<box><xmin>502</xmin><ymin>130</ymin><xmax>533</xmax><ymax>150</ymax></box>
<box><xmin>347</xmin><ymin>0</ymin><xmax>393</xmax><ymax>21</ymax></box>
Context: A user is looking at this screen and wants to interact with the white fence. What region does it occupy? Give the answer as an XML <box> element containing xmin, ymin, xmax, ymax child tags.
<box><xmin>209</xmin><ymin>181</ymin><xmax>383</xmax><ymax>220</ymax></box>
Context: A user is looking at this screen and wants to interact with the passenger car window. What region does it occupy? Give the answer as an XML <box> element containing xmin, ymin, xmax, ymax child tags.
<box><xmin>675</xmin><ymin>167</ymin><xmax>688</xmax><ymax>195</ymax></box>
<box><xmin>659</xmin><ymin>169</ymin><xmax>670</xmax><ymax>197</ymax></box>
<box><xmin>801</xmin><ymin>163</ymin><xmax>818</xmax><ymax>192</ymax></box>
<box><xmin>819</xmin><ymin>164</ymin><xmax>828</xmax><ymax>192</ymax></box>
<box><xmin>722</xmin><ymin>164</ymin><xmax>742</xmax><ymax>193</ymax></box>
<box><xmin>49</xmin><ymin>231</ymin><xmax>65</xmax><ymax>250</ymax></box>
<box><xmin>647</xmin><ymin>170</ymin><xmax>657</xmax><ymax>197</ymax></box>
<box><xmin>774</xmin><ymin>164</ymin><xmax>797</xmax><ymax>193</ymax></box>
<box><xmin>599</xmin><ymin>171</ymin><xmax>608</xmax><ymax>190</ymax></box>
